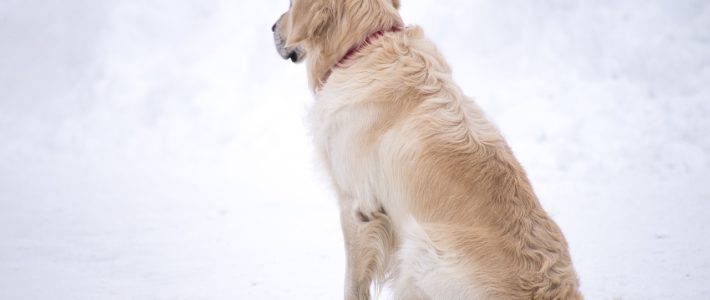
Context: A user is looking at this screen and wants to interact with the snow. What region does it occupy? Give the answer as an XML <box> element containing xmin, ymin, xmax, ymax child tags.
<box><xmin>1</xmin><ymin>1</ymin><xmax>709</xmax><ymax>299</ymax></box>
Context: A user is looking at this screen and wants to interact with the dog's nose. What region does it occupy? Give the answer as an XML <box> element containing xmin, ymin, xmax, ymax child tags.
<box><xmin>272</xmin><ymin>23</ymin><xmax>277</xmax><ymax>32</ymax></box>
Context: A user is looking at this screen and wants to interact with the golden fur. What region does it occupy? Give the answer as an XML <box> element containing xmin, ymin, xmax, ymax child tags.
<box><xmin>273</xmin><ymin>0</ymin><xmax>581</xmax><ymax>299</ymax></box>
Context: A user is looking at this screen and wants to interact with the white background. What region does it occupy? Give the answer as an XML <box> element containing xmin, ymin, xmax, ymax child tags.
<box><xmin>1</xmin><ymin>0</ymin><xmax>709</xmax><ymax>299</ymax></box>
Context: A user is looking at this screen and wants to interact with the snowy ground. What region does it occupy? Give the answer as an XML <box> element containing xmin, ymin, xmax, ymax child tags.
<box><xmin>1</xmin><ymin>1</ymin><xmax>709</xmax><ymax>299</ymax></box>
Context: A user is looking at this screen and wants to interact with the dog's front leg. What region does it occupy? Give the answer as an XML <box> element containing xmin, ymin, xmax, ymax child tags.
<box><xmin>340</xmin><ymin>206</ymin><xmax>396</xmax><ymax>300</ymax></box>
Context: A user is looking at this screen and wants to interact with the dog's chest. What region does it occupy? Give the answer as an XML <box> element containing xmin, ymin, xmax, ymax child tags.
<box><xmin>309</xmin><ymin>93</ymin><xmax>386</xmax><ymax>208</ymax></box>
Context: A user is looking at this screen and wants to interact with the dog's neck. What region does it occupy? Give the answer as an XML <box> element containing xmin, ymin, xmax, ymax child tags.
<box><xmin>312</xmin><ymin>26</ymin><xmax>403</xmax><ymax>92</ymax></box>
<box><xmin>306</xmin><ymin>4</ymin><xmax>404</xmax><ymax>93</ymax></box>
<box><xmin>337</xmin><ymin>26</ymin><xmax>403</xmax><ymax>68</ymax></box>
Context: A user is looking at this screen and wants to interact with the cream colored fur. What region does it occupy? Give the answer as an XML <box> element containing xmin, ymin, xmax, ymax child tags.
<box><xmin>273</xmin><ymin>1</ymin><xmax>582</xmax><ymax>299</ymax></box>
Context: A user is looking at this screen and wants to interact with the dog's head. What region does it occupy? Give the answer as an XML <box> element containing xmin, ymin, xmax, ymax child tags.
<box><xmin>272</xmin><ymin>0</ymin><xmax>401</xmax><ymax>65</ymax></box>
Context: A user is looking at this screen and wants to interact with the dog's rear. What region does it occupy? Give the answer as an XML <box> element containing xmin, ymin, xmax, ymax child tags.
<box><xmin>273</xmin><ymin>1</ymin><xmax>581</xmax><ymax>299</ymax></box>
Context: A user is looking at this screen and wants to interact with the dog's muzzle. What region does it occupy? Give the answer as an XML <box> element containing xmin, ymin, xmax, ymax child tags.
<box><xmin>272</xmin><ymin>23</ymin><xmax>305</xmax><ymax>63</ymax></box>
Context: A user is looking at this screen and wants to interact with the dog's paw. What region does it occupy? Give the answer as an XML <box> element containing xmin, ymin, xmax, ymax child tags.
<box><xmin>356</xmin><ymin>207</ymin><xmax>387</xmax><ymax>223</ymax></box>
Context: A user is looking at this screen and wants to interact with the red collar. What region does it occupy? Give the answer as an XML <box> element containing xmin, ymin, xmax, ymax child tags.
<box><xmin>336</xmin><ymin>26</ymin><xmax>403</xmax><ymax>67</ymax></box>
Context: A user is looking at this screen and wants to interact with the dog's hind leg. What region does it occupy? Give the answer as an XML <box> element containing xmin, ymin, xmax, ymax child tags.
<box><xmin>340</xmin><ymin>206</ymin><xmax>397</xmax><ymax>300</ymax></box>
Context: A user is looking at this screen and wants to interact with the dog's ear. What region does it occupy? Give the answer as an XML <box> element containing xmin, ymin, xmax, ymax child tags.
<box><xmin>286</xmin><ymin>0</ymin><xmax>331</xmax><ymax>47</ymax></box>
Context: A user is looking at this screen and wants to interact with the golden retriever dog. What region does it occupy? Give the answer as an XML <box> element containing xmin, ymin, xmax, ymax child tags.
<box><xmin>272</xmin><ymin>0</ymin><xmax>581</xmax><ymax>299</ymax></box>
